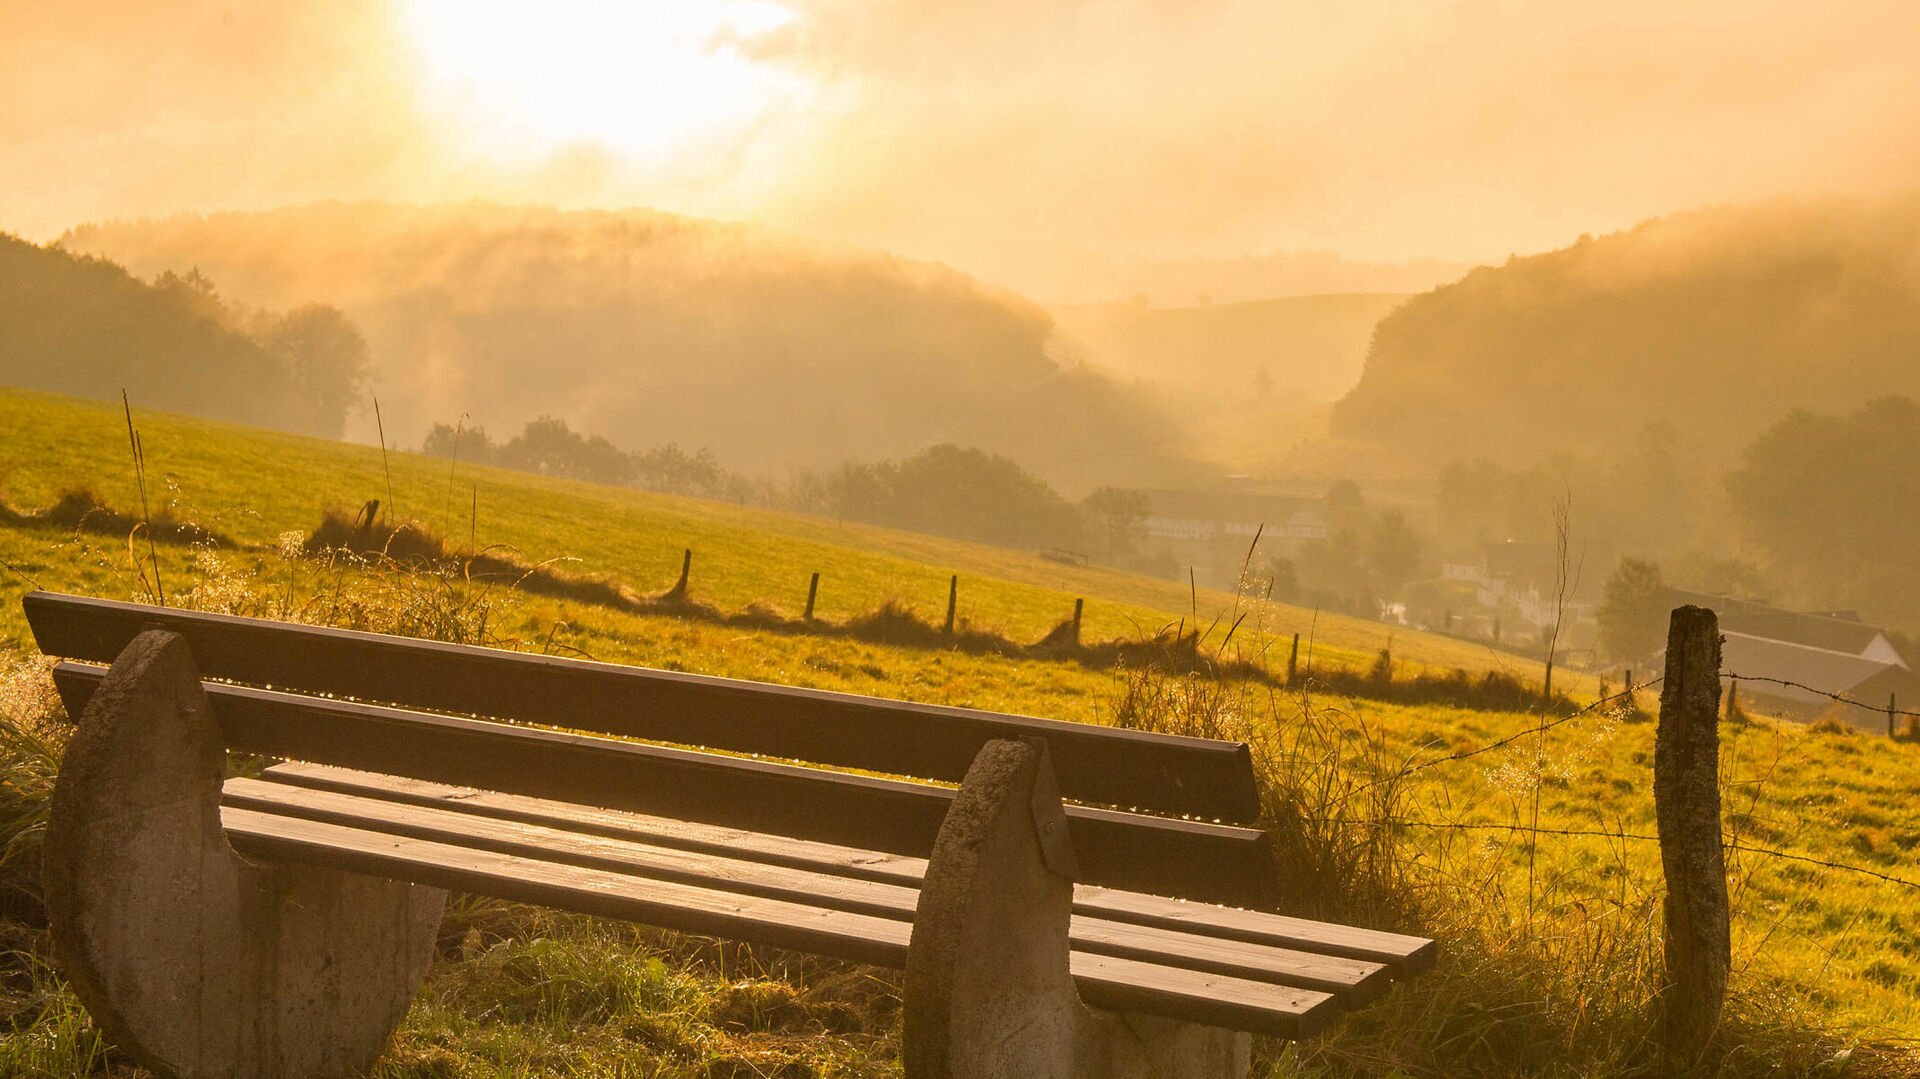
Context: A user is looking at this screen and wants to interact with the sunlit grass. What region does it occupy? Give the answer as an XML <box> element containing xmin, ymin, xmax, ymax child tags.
<box><xmin>1</xmin><ymin>384</ymin><xmax>1909</xmax><ymax>1075</ymax></box>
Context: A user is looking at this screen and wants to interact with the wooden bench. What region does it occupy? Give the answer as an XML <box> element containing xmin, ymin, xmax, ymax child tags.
<box><xmin>24</xmin><ymin>590</ymin><xmax>1433</xmax><ymax>1079</ymax></box>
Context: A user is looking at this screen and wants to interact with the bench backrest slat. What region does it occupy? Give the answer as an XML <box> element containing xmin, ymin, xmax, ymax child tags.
<box><xmin>25</xmin><ymin>592</ymin><xmax>1262</xmax><ymax>823</ymax></box>
<box><xmin>51</xmin><ymin>661</ymin><xmax>1278</xmax><ymax>908</ymax></box>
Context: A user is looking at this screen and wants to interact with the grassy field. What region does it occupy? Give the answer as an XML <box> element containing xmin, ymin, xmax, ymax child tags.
<box><xmin>2</xmin><ymin>385</ymin><xmax>1917</xmax><ymax>1076</ymax></box>
<box><xmin>0</xmin><ymin>386</ymin><xmax>1568</xmax><ymax>683</ymax></box>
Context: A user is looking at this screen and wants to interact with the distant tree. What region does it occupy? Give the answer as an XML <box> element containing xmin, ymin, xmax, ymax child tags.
<box><xmin>422</xmin><ymin>422</ymin><xmax>494</xmax><ymax>464</ymax></box>
<box><xmin>0</xmin><ymin>238</ymin><xmax>290</xmax><ymax>430</ymax></box>
<box><xmin>1296</xmin><ymin>528</ymin><xmax>1375</xmax><ymax>615</ymax></box>
<box><xmin>152</xmin><ymin>266</ymin><xmax>224</xmax><ymax>321</ymax></box>
<box><xmin>1264</xmin><ymin>557</ymin><xmax>1301</xmax><ymax>603</ymax></box>
<box><xmin>497</xmin><ymin>416</ymin><xmax>634</xmax><ymax>486</ymax></box>
<box><xmin>633</xmin><ymin>443</ymin><xmax>724</xmax><ymax>496</ymax></box>
<box><xmin>498</xmin><ymin>417</ymin><xmax>577</xmax><ymax>476</ymax></box>
<box><xmin>257</xmin><ymin>304</ymin><xmax>370</xmax><ymax>438</ymax></box>
<box><xmin>1726</xmin><ymin>397</ymin><xmax>1920</xmax><ymax>626</ymax></box>
<box><xmin>577</xmin><ymin>433</ymin><xmax>636</xmax><ymax>487</ymax></box>
<box><xmin>1363</xmin><ymin>508</ymin><xmax>1422</xmax><ymax>596</ymax></box>
<box><xmin>1081</xmin><ymin>486</ymin><xmax>1150</xmax><ymax>558</ymax></box>
<box><xmin>891</xmin><ymin>444</ymin><xmax>1083</xmax><ymax>549</ymax></box>
<box><xmin>811</xmin><ymin>445</ymin><xmax>1081</xmax><ymax>550</ymax></box>
<box><xmin>1598</xmin><ymin>557</ymin><xmax>1666</xmax><ymax>663</ymax></box>
<box><xmin>1326</xmin><ymin>479</ymin><xmax>1365</xmax><ymax>510</ymax></box>
<box><xmin>825</xmin><ymin>461</ymin><xmax>900</xmax><ymax>524</ymax></box>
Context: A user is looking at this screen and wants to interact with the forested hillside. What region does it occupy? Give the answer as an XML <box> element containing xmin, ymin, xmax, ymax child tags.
<box><xmin>0</xmin><ymin>234</ymin><xmax>366</xmax><ymax>437</ymax></box>
<box><xmin>1332</xmin><ymin>196</ymin><xmax>1920</xmax><ymax>465</ymax></box>
<box><xmin>63</xmin><ymin>203</ymin><xmax>1193</xmax><ymax>492</ymax></box>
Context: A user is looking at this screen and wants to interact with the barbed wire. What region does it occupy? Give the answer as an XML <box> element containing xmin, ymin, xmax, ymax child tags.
<box><xmin>1399</xmin><ymin>677</ymin><xmax>1662</xmax><ymax>778</ymax></box>
<box><xmin>1724</xmin><ymin>841</ymin><xmax>1920</xmax><ymax>890</ymax></box>
<box><xmin>1304</xmin><ymin>816</ymin><xmax>1920</xmax><ymax>890</ymax></box>
<box><xmin>1724</xmin><ymin>670</ymin><xmax>1920</xmax><ymax>720</ymax></box>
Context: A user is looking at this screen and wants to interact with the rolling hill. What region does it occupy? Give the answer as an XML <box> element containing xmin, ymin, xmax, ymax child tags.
<box><xmin>59</xmin><ymin>202</ymin><xmax>1195</xmax><ymax>494</ymax></box>
<box><xmin>3</xmin><ymin>384</ymin><xmax>1918</xmax><ymax>1068</ymax></box>
<box><xmin>1332</xmin><ymin>194</ymin><xmax>1920</xmax><ymax>466</ymax></box>
<box><xmin>0</xmin><ymin>233</ymin><xmax>360</xmax><ymax>438</ymax></box>
<box><xmin>0</xmin><ymin>385</ymin><xmax>1525</xmax><ymax>680</ymax></box>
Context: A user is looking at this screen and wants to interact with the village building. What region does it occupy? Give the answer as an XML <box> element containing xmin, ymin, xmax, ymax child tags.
<box><xmin>1660</xmin><ymin>590</ymin><xmax>1918</xmax><ymax>731</ymax></box>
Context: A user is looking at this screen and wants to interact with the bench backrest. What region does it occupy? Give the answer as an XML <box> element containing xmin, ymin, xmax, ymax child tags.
<box><xmin>27</xmin><ymin>591</ymin><xmax>1279</xmax><ymax>907</ymax></box>
<box><xmin>26</xmin><ymin>591</ymin><xmax>1260</xmax><ymax>821</ymax></box>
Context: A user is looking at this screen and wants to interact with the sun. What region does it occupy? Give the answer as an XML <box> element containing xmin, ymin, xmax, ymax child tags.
<box><xmin>400</xmin><ymin>0</ymin><xmax>807</xmax><ymax>161</ymax></box>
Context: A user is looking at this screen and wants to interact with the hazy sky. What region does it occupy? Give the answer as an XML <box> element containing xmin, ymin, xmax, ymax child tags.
<box><xmin>6</xmin><ymin>0</ymin><xmax>1919</xmax><ymax>294</ymax></box>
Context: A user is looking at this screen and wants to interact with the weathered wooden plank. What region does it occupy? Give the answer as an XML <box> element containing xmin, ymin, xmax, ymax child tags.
<box><xmin>224</xmin><ymin>777</ymin><xmax>1390</xmax><ymax>999</ymax></box>
<box><xmin>260</xmin><ymin>762</ymin><xmax>933</xmax><ymax>884</ymax></box>
<box><xmin>1069</xmin><ymin>953</ymin><xmax>1338</xmax><ymax>1040</ymax></box>
<box><xmin>1072</xmin><ymin>887</ymin><xmax>1437</xmax><ymax>974</ymax></box>
<box><xmin>221</xmin><ymin>808</ymin><xmax>1332</xmax><ymax>1037</ymax></box>
<box><xmin>224</xmin><ymin>777</ymin><xmax>926</xmax><ymax>921</ymax></box>
<box><xmin>253</xmin><ymin>762</ymin><xmax>1433</xmax><ymax>974</ymax></box>
<box><xmin>221</xmin><ymin>806</ymin><xmax>914</xmax><ymax>967</ymax></box>
<box><xmin>53</xmin><ymin>662</ymin><xmax>1276</xmax><ymax>908</ymax></box>
<box><xmin>26</xmin><ymin>591</ymin><xmax>1261</xmax><ymax>823</ymax></box>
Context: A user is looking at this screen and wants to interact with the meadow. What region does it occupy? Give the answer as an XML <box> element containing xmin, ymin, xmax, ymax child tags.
<box><xmin>1</xmin><ymin>385</ymin><xmax>1916</xmax><ymax>1076</ymax></box>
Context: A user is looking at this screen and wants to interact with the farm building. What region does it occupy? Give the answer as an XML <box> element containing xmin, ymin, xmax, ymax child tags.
<box><xmin>1719</xmin><ymin>631</ymin><xmax>1920</xmax><ymax>732</ymax></box>
<box><xmin>1652</xmin><ymin>591</ymin><xmax>1916</xmax><ymax>730</ymax></box>
<box><xmin>1665</xmin><ymin>589</ymin><xmax>1907</xmax><ymax>667</ymax></box>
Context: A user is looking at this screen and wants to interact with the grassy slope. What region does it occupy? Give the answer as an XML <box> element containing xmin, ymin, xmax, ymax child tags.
<box><xmin>0</xmin><ymin>385</ymin><xmax>1542</xmax><ymax>683</ymax></box>
<box><xmin>3</xmin><ymin>385</ymin><xmax>1917</xmax><ymax>1073</ymax></box>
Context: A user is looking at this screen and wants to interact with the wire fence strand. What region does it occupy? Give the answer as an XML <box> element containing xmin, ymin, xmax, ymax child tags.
<box><xmin>1725</xmin><ymin>670</ymin><xmax>1920</xmax><ymax>720</ymax></box>
<box><xmin>1306</xmin><ymin>816</ymin><xmax>1920</xmax><ymax>890</ymax></box>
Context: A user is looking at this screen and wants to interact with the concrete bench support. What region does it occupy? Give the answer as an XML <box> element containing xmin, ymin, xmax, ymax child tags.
<box><xmin>904</xmin><ymin>738</ymin><xmax>1249</xmax><ymax>1079</ymax></box>
<box><xmin>43</xmin><ymin>631</ymin><xmax>445</xmax><ymax>1079</ymax></box>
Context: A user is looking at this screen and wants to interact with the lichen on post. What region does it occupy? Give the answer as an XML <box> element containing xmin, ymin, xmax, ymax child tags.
<box><xmin>1653</xmin><ymin>605</ymin><xmax>1731</xmax><ymax>1063</ymax></box>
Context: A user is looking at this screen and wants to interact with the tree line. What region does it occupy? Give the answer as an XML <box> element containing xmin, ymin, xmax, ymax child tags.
<box><xmin>421</xmin><ymin>416</ymin><xmax>1170</xmax><ymax>569</ymax></box>
<box><xmin>0</xmin><ymin>234</ymin><xmax>368</xmax><ymax>438</ymax></box>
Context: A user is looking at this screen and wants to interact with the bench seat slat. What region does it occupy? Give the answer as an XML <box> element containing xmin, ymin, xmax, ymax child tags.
<box><xmin>221</xmin><ymin>807</ymin><xmax>1337</xmax><ymax>1038</ymax></box>
<box><xmin>224</xmin><ymin>777</ymin><xmax>1391</xmax><ymax>1001</ymax></box>
<box><xmin>26</xmin><ymin>591</ymin><xmax>1262</xmax><ymax>822</ymax></box>
<box><xmin>223</xmin><ymin>806</ymin><xmax>915</xmax><ymax>967</ymax></box>
<box><xmin>51</xmin><ymin>662</ymin><xmax>1274</xmax><ymax>909</ymax></box>
<box><xmin>256</xmin><ymin>762</ymin><xmax>1435</xmax><ymax>975</ymax></box>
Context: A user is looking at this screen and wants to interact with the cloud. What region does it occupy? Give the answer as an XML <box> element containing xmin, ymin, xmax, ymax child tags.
<box><xmin>6</xmin><ymin>0</ymin><xmax>1920</xmax><ymax>297</ymax></box>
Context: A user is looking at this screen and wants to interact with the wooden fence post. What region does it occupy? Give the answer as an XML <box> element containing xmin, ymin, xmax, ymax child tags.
<box><xmin>1286</xmin><ymin>633</ymin><xmax>1300</xmax><ymax>685</ymax></box>
<box><xmin>805</xmin><ymin>573</ymin><xmax>820</xmax><ymax>621</ymax></box>
<box><xmin>1889</xmin><ymin>692</ymin><xmax>1897</xmax><ymax>739</ymax></box>
<box><xmin>1654</xmin><ymin>605</ymin><xmax>1731</xmax><ymax>1062</ymax></box>
<box><xmin>666</xmin><ymin>548</ymin><xmax>692</xmax><ymax>601</ymax></box>
<box><xmin>945</xmin><ymin>575</ymin><xmax>958</xmax><ymax>635</ymax></box>
<box><xmin>1071</xmin><ymin>598</ymin><xmax>1084</xmax><ymax>647</ymax></box>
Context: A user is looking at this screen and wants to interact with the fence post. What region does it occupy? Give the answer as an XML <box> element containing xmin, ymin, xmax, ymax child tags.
<box><xmin>666</xmin><ymin>548</ymin><xmax>692</xmax><ymax>601</ymax></box>
<box><xmin>805</xmin><ymin>572</ymin><xmax>820</xmax><ymax>621</ymax></box>
<box><xmin>1654</xmin><ymin>604</ymin><xmax>1731</xmax><ymax>1062</ymax></box>
<box><xmin>945</xmin><ymin>575</ymin><xmax>958</xmax><ymax>635</ymax></box>
<box><xmin>1071</xmin><ymin>598</ymin><xmax>1084</xmax><ymax>647</ymax></box>
<box><xmin>1889</xmin><ymin>692</ymin><xmax>1897</xmax><ymax>738</ymax></box>
<box><xmin>1624</xmin><ymin>667</ymin><xmax>1633</xmax><ymax>711</ymax></box>
<box><xmin>1287</xmin><ymin>633</ymin><xmax>1300</xmax><ymax>684</ymax></box>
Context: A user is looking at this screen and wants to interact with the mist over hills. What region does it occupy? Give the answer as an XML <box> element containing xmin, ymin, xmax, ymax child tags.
<box><xmin>61</xmin><ymin>202</ymin><xmax>1199</xmax><ymax>493</ymax></box>
<box><xmin>0</xmin><ymin>233</ymin><xmax>366</xmax><ymax>438</ymax></box>
<box><xmin>991</xmin><ymin>247</ymin><xmax>1469</xmax><ymax>307</ymax></box>
<box><xmin>1051</xmin><ymin>293</ymin><xmax>1408</xmax><ymax>473</ymax></box>
<box><xmin>1053</xmin><ymin>292</ymin><xmax>1406</xmax><ymax>406</ymax></box>
<box><xmin>1331</xmin><ymin>195</ymin><xmax>1920</xmax><ymax>467</ymax></box>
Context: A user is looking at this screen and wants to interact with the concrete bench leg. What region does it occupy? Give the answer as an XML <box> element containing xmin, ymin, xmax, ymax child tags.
<box><xmin>43</xmin><ymin>630</ymin><xmax>445</xmax><ymax>1079</ymax></box>
<box><xmin>904</xmin><ymin>738</ymin><xmax>1249</xmax><ymax>1079</ymax></box>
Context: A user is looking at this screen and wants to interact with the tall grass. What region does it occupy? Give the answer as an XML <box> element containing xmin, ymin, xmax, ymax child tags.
<box><xmin>0</xmin><ymin>536</ymin><xmax>908</xmax><ymax>1078</ymax></box>
<box><xmin>1104</xmin><ymin>657</ymin><xmax>1914</xmax><ymax>1076</ymax></box>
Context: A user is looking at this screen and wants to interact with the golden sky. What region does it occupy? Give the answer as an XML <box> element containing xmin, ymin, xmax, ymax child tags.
<box><xmin>6</xmin><ymin>0</ymin><xmax>1919</xmax><ymax>294</ymax></box>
